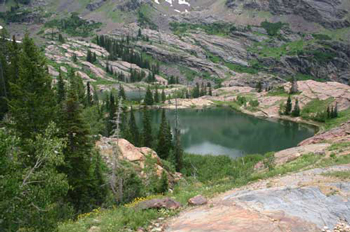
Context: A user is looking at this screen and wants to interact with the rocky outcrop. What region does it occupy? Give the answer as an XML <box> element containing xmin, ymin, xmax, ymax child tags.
<box><xmin>166</xmin><ymin>164</ymin><xmax>350</xmax><ymax>231</ymax></box>
<box><xmin>300</xmin><ymin>121</ymin><xmax>350</xmax><ymax>146</ymax></box>
<box><xmin>96</xmin><ymin>137</ymin><xmax>182</xmax><ymax>183</ymax></box>
<box><xmin>86</xmin><ymin>0</ymin><xmax>106</xmax><ymax>11</ymax></box>
<box><xmin>227</xmin><ymin>0</ymin><xmax>350</xmax><ymax>29</ymax></box>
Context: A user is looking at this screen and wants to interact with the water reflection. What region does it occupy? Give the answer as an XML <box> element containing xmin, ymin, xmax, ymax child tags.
<box><xmin>134</xmin><ymin>108</ymin><xmax>316</xmax><ymax>158</ymax></box>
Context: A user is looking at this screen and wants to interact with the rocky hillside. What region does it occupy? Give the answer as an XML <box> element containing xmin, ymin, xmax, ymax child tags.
<box><xmin>2</xmin><ymin>0</ymin><xmax>350</xmax><ymax>85</ymax></box>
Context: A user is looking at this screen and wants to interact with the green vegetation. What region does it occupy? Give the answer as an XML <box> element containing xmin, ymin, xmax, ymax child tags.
<box><xmin>312</xmin><ymin>34</ymin><xmax>332</xmax><ymax>41</ymax></box>
<box><xmin>323</xmin><ymin>171</ymin><xmax>350</xmax><ymax>180</ymax></box>
<box><xmin>260</xmin><ymin>21</ymin><xmax>285</xmax><ymax>36</ymax></box>
<box><xmin>138</xmin><ymin>4</ymin><xmax>158</xmax><ymax>30</ymax></box>
<box><xmin>301</xmin><ymin>98</ymin><xmax>334</xmax><ymax>122</ymax></box>
<box><xmin>45</xmin><ymin>12</ymin><xmax>102</xmax><ymax>37</ymax></box>
<box><xmin>170</xmin><ymin>22</ymin><xmax>236</xmax><ymax>36</ymax></box>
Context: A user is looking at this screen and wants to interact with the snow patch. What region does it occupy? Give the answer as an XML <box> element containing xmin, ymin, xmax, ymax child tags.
<box><xmin>174</xmin><ymin>9</ymin><xmax>181</xmax><ymax>13</ymax></box>
<box><xmin>178</xmin><ymin>0</ymin><xmax>190</xmax><ymax>7</ymax></box>
<box><xmin>154</xmin><ymin>0</ymin><xmax>160</xmax><ymax>4</ymax></box>
<box><xmin>165</xmin><ymin>0</ymin><xmax>173</xmax><ymax>6</ymax></box>
<box><xmin>0</xmin><ymin>25</ymin><xmax>3</xmax><ymax>30</ymax></box>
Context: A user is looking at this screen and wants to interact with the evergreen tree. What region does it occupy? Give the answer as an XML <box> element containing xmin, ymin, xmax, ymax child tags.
<box><xmin>70</xmin><ymin>70</ymin><xmax>85</xmax><ymax>105</ymax></box>
<box><xmin>144</xmin><ymin>86</ymin><xmax>154</xmax><ymax>105</ymax></box>
<box><xmin>174</xmin><ymin>129</ymin><xmax>184</xmax><ymax>172</ymax></box>
<box><xmin>127</xmin><ymin>107</ymin><xmax>140</xmax><ymax>146</ymax></box>
<box><xmin>332</xmin><ymin>103</ymin><xmax>338</xmax><ymax>118</ymax></box>
<box><xmin>93</xmin><ymin>52</ymin><xmax>97</xmax><ymax>63</ymax></box>
<box><xmin>60</xmin><ymin>79</ymin><xmax>104</xmax><ymax>213</ymax></box>
<box><xmin>158</xmin><ymin>171</ymin><xmax>168</xmax><ymax>193</ymax></box>
<box><xmin>87</xmin><ymin>50</ymin><xmax>92</xmax><ymax>63</ymax></box>
<box><xmin>58</xmin><ymin>34</ymin><xmax>65</xmax><ymax>43</ymax></box>
<box><xmin>86</xmin><ymin>81</ymin><xmax>92</xmax><ymax>107</ymax></box>
<box><xmin>57</xmin><ymin>70</ymin><xmax>65</xmax><ymax>104</ymax></box>
<box><xmin>161</xmin><ymin>89</ymin><xmax>166</xmax><ymax>102</ymax></box>
<box><xmin>93</xmin><ymin>85</ymin><xmax>99</xmax><ymax>105</ymax></box>
<box><xmin>284</xmin><ymin>95</ymin><xmax>292</xmax><ymax>115</ymax></box>
<box><xmin>157</xmin><ymin>109</ymin><xmax>172</xmax><ymax>159</ymax></box>
<box><xmin>8</xmin><ymin>35</ymin><xmax>56</xmax><ymax>142</ymax></box>
<box><xmin>256</xmin><ymin>81</ymin><xmax>263</xmax><ymax>93</ymax></box>
<box><xmin>72</xmin><ymin>53</ymin><xmax>77</xmax><ymax>63</ymax></box>
<box><xmin>119</xmin><ymin>84</ymin><xmax>126</xmax><ymax>100</ymax></box>
<box><xmin>142</xmin><ymin>107</ymin><xmax>153</xmax><ymax>148</ymax></box>
<box><xmin>192</xmin><ymin>83</ymin><xmax>200</xmax><ymax>98</ymax></box>
<box><xmin>291</xmin><ymin>98</ymin><xmax>300</xmax><ymax>117</ymax></box>
<box><xmin>106</xmin><ymin>92</ymin><xmax>116</xmax><ymax>136</ymax></box>
<box><xmin>138</xmin><ymin>28</ymin><xmax>142</xmax><ymax>37</ymax></box>
<box><xmin>154</xmin><ymin>86</ymin><xmax>160</xmax><ymax>103</ymax></box>
<box><xmin>0</xmin><ymin>50</ymin><xmax>8</xmax><ymax>119</ymax></box>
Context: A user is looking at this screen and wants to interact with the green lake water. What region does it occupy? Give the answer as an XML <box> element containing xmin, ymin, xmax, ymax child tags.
<box><xmin>134</xmin><ymin>108</ymin><xmax>316</xmax><ymax>158</ymax></box>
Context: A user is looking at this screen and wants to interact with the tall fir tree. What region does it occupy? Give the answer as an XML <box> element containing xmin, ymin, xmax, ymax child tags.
<box><xmin>60</xmin><ymin>78</ymin><xmax>105</xmax><ymax>213</ymax></box>
<box><xmin>157</xmin><ymin>109</ymin><xmax>172</xmax><ymax>159</ymax></box>
<box><xmin>142</xmin><ymin>107</ymin><xmax>153</xmax><ymax>148</ymax></box>
<box><xmin>154</xmin><ymin>86</ymin><xmax>160</xmax><ymax>103</ymax></box>
<box><xmin>8</xmin><ymin>35</ymin><xmax>56</xmax><ymax>142</ymax></box>
<box><xmin>57</xmin><ymin>70</ymin><xmax>66</xmax><ymax>104</ymax></box>
<box><xmin>86</xmin><ymin>81</ymin><xmax>93</xmax><ymax>107</ymax></box>
<box><xmin>161</xmin><ymin>89</ymin><xmax>166</xmax><ymax>102</ymax></box>
<box><xmin>106</xmin><ymin>92</ymin><xmax>116</xmax><ymax>136</ymax></box>
<box><xmin>284</xmin><ymin>95</ymin><xmax>292</xmax><ymax>115</ymax></box>
<box><xmin>291</xmin><ymin>98</ymin><xmax>300</xmax><ymax>117</ymax></box>
<box><xmin>144</xmin><ymin>86</ymin><xmax>154</xmax><ymax>105</ymax></box>
<box><xmin>119</xmin><ymin>84</ymin><xmax>126</xmax><ymax>100</ymax></box>
<box><xmin>127</xmin><ymin>107</ymin><xmax>140</xmax><ymax>146</ymax></box>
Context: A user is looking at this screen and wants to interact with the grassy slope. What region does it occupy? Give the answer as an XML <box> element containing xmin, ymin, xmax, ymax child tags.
<box><xmin>59</xmin><ymin>143</ymin><xmax>350</xmax><ymax>231</ymax></box>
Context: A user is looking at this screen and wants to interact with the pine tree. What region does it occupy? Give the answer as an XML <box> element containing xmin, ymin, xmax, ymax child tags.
<box><xmin>87</xmin><ymin>50</ymin><xmax>92</xmax><ymax>63</ymax></box>
<box><xmin>0</xmin><ymin>49</ymin><xmax>8</xmax><ymax>119</ymax></box>
<box><xmin>157</xmin><ymin>109</ymin><xmax>172</xmax><ymax>159</ymax></box>
<box><xmin>192</xmin><ymin>83</ymin><xmax>200</xmax><ymax>98</ymax></box>
<box><xmin>60</xmin><ymin>79</ymin><xmax>104</xmax><ymax>213</ymax></box>
<box><xmin>58</xmin><ymin>34</ymin><xmax>65</xmax><ymax>43</ymax></box>
<box><xmin>161</xmin><ymin>89</ymin><xmax>166</xmax><ymax>102</ymax></box>
<box><xmin>86</xmin><ymin>81</ymin><xmax>92</xmax><ymax>107</ymax></box>
<box><xmin>333</xmin><ymin>103</ymin><xmax>338</xmax><ymax>118</ymax></box>
<box><xmin>72</xmin><ymin>53</ymin><xmax>77</xmax><ymax>63</ymax></box>
<box><xmin>284</xmin><ymin>95</ymin><xmax>292</xmax><ymax>115</ymax></box>
<box><xmin>256</xmin><ymin>81</ymin><xmax>263</xmax><ymax>93</ymax></box>
<box><xmin>57</xmin><ymin>70</ymin><xmax>65</xmax><ymax>104</ymax></box>
<box><xmin>119</xmin><ymin>85</ymin><xmax>126</xmax><ymax>100</ymax></box>
<box><xmin>138</xmin><ymin>28</ymin><xmax>142</xmax><ymax>37</ymax></box>
<box><xmin>106</xmin><ymin>92</ymin><xmax>116</xmax><ymax>136</ymax></box>
<box><xmin>127</xmin><ymin>107</ymin><xmax>140</xmax><ymax>146</ymax></box>
<box><xmin>8</xmin><ymin>35</ymin><xmax>56</xmax><ymax>142</ymax></box>
<box><xmin>174</xmin><ymin>129</ymin><xmax>183</xmax><ymax>172</ymax></box>
<box><xmin>291</xmin><ymin>98</ymin><xmax>300</xmax><ymax>117</ymax></box>
<box><xmin>93</xmin><ymin>85</ymin><xmax>99</xmax><ymax>105</ymax></box>
<box><xmin>158</xmin><ymin>171</ymin><xmax>168</xmax><ymax>193</ymax></box>
<box><xmin>70</xmin><ymin>71</ymin><xmax>85</xmax><ymax>105</ymax></box>
<box><xmin>154</xmin><ymin>86</ymin><xmax>160</xmax><ymax>103</ymax></box>
<box><xmin>142</xmin><ymin>107</ymin><xmax>153</xmax><ymax>148</ymax></box>
<box><xmin>144</xmin><ymin>86</ymin><xmax>154</xmax><ymax>105</ymax></box>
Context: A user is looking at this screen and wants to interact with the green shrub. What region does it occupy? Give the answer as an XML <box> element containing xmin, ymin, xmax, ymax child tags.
<box><xmin>249</xmin><ymin>99</ymin><xmax>259</xmax><ymax>107</ymax></box>
<box><xmin>44</xmin><ymin>12</ymin><xmax>102</xmax><ymax>37</ymax></box>
<box><xmin>260</xmin><ymin>21</ymin><xmax>285</xmax><ymax>36</ymax></box>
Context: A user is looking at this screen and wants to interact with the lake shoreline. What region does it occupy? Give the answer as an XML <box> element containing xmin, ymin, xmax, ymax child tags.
<box><xmin>131</xmin><ymin>99</ymin><xmax>322</xmax><ymax>135</ymax></box>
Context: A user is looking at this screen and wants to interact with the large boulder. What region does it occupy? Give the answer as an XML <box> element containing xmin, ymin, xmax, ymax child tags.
<box><xmin>188</xmin><ymin>195</ymin><xmax>208</xmax><ymax>206</ymax></box>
